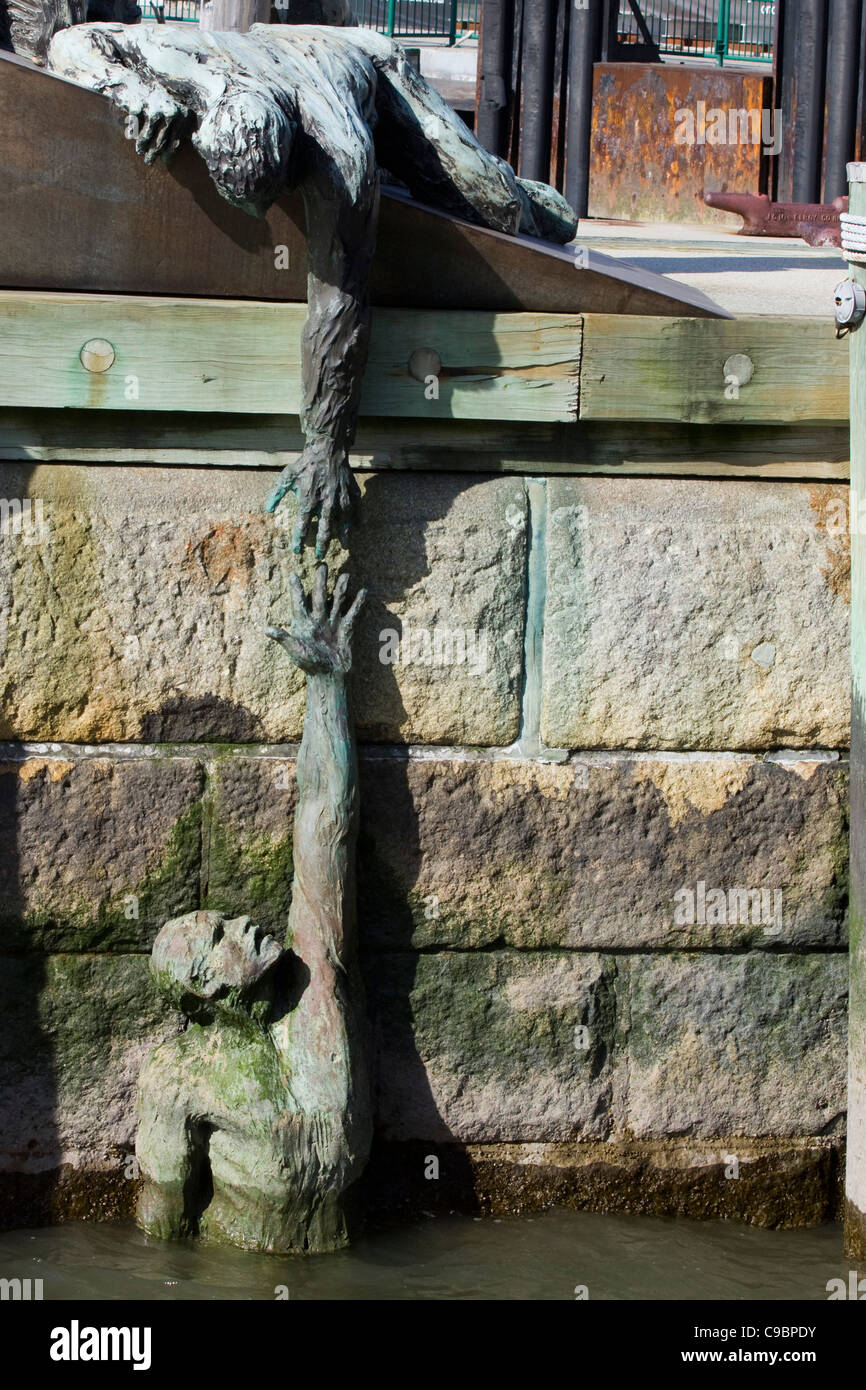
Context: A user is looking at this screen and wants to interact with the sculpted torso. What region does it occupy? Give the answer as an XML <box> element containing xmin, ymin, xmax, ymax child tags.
<box><xmin>48</xmin><ymin>21</ymin><xmax>577</xmax><ymax>553</ymax></box>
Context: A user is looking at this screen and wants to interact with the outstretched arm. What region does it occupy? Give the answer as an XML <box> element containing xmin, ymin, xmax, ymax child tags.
<box><xmin>266</xmin><ymin>564</ymin><xmax>365</xmax><ymax>965</ymax></box>
<box><xmin>266</xmin><ymin>564</ymin><xmax>366</xmax><ymax>1114</ymax></box>
<box><xmin>266</xmin><ymin>153</ymin><xmax>380</xmax><ymax>557</ymax></box>
<box><xmin>48</xmin><ymin>24</ymin><xmax>196</xmax><ymax>163</ymax></box>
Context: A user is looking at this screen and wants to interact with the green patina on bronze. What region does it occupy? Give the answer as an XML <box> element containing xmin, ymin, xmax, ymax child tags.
<box><xmin>135</xmin><ymin>567</ymin><xmax>372</xmax><ymax>1254</ymax></box>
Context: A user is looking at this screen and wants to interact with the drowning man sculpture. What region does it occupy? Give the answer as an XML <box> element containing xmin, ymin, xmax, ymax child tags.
<box><xmin>137</xmin><ymin>566</ymin><xmax>369</xmax><ymax>1252</ymax></box>
<box><xmin>47</xmin><ymin>21</ymin><xmax>577</xmax><ymax>556</ymax></box>
<box><xmin>39</xmin><ymin>12</ymin><xmax>577</xmax><ymax>1252</ymax></box>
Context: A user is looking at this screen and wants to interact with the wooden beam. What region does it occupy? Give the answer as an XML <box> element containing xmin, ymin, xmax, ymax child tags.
<box><xmin>845</xmin><ymin>164</ymin><xmax>866</xmax><ymax>1260</ymax></box>
<box><xmin>0</xmin><ymin>410</ymin><xmax>849</xmax><ymax>480</ymax></box>
<box><xmin>0</xmin><ymin>293</ymin><xmax>850</xmax><ymax>428</ymax></box>
<box><xmin>0</xmin><ymin>293</ymin><xmax>581</xmax><ymax>424</ymax></box>
<box><xmin>580</xmin><ymin>315</ymin><xmax>849</xmax><ymax>425</ymax></box>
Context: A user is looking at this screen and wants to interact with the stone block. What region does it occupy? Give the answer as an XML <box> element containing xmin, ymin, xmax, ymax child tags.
<box><xmin>357</xmin><ymin>751</ymin><xmax>848</xmax><ymax>951</ymax></box>
<box><xmin>205</xmin><ymin>754</ymin><xmax>296</xmax><ymax>940</ymax></box>
<box><xmin>365</xmin><ymin>950</ymin><xmax>616</xmax><ymax>1143</ymax></box>
<box><xmin>0</xmin><ymin>464</ymin><xmax>526</xmax><ymax>745</ymax></box>
<box><xmin>542</xmin><ymin>478</ymin><xmax>850</xmax><ymax>749</ymax></box>
<box><xmin>623</xmin><ymin>953</ymin><xmax>848</xmax><ymax>1139</ymax></box>
<box><xmin>0</xmin><ymin>754</ymin><xmax>203</xmax><ymax>951</ymax></box>
<box><xmin>0</xmin><ymin>954</ymin><xmax>176</xmax><ymax>1174</ymax></box>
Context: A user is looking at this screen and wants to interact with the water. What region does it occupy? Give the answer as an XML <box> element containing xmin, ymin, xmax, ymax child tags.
<box><xmin>0</xmin><ymin>1210</ymin><xmax>860</xmax><ymax>1301</ymax></box>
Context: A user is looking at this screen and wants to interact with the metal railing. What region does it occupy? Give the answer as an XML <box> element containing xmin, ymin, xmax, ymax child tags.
<box><xmin>616</xmin><ymin>0</ymin><xmax>775</xmax><ymax>64</ymax></box>
<box><xmin>143</xmin><ymin>0</ymin><xmax>480</xmax><ymax>40</ymax></box>
<box><xmin>143</xmin><ymin>0</ymin><xmax>198</xmax><ymax>19</ymax></box>
<box><xmin>354</xmin><ymin>1</ymin><xmax>479</xmax><ymax>44</ymax></box>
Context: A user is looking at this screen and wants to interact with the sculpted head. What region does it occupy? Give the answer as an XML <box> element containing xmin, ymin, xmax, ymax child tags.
<box><xmin>151</xmin><ymin>910</ymin><xmax>283</xmax><ymax>1021</ymax></box>
<box><xmin>193</xmin><ymin>91</ymin><xmax>298</xmax><ymax>215</ymax></box>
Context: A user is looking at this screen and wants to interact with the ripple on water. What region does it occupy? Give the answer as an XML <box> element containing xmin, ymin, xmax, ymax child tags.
<box><xmin>0</xmin><ymin>1210</ymin><xmax>856</xmax><ymax>1301</ymax></box>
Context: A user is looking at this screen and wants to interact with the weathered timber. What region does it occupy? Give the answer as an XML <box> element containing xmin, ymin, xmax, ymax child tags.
<box><xmin>0</xmin><ymin>298</ymin><xmax>846</xmax><ymax>428</ymax></box>
<box><xmin>0</xmin><ymin>293</ymin><xmax>581</xmax><ymax>423</ymax></box>
<box><xmin>0</xmin><ymin>411</ymin><xmax>849</xmax><ymax>480</ymax></box>
<box><xmin>0</xmin><ymin>50</ymin><xmax>726</xmax><ymax>320</ymax></box>
<box><xmin>580</xmin><ymin>316</ymin><xmax>849</xmax><ymax>425</ymax></box>
<box><xmin>845</xmin><ymin>162</ymin><xmax>866</xmax><ymax>1260</ymax></box>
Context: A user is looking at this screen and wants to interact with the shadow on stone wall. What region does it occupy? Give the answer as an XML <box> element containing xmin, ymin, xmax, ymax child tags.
<box><xmin>347</xmin><ymin>477</ymin><xmax>485</xmax><ymax>1216</ymax></box>
<box><xmin>139</xmin><ymin>695</ymin><xmax>266</xmax><ymax>744</ymax></box>
<box><xmin>0</xmin><ymin>460</ymin><xmax>64</xmax><ymax>1228</ymax></box>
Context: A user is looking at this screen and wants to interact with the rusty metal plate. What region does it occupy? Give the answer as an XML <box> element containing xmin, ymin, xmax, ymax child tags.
<box><xmin>589</xmin><ymin>62</ymin><xmax>773</xmax><ymax>226</ymax></box>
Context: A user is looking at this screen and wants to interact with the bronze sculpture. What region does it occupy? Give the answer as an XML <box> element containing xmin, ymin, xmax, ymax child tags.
<box><xmin>0</xmin><ymin>0</ymin><xmax>139</xmax><ymax>63</ymax></box>
<box><xmin>36</xmin><ymin>15</ymin><xmax>578</xmax><ymax>1253</ymax></box>
<box><xmin>47</xmin><ymin>20</ymin><xmax>577</xmax><ymax>554</ymax></box>
<box><xmin>137</xmin><ymin>566</ymin><xmax>370</xmax><ymax>1252</ymax></box>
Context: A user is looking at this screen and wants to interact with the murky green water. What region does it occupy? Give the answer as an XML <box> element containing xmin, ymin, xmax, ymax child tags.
<box><xmin>0</xmin><ymin>1211</ymin><xmax>861</xmax><ymax>1300</ymax></box>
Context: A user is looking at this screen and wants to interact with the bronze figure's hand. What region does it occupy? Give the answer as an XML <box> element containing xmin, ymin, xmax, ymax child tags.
<box><xmin>266</xmin><ymin>439</ymin><xmax>360</xmax><ymax>558</ymax></box>
<box><xmin>131</xmin><ymin>91</ymin><xmax>189</xmax><ymax>164</ymax></box>
<box><xmin>266</xmin><ymin>563</ymin><xmax>365</xmax><ymax>676</ymax></box>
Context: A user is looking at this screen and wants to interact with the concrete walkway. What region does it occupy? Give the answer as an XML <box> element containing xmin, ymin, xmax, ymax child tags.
<box><xmin>575</xmin><ymin>219</ymin><xmax>847</xmax><ymax>318</ymax></box>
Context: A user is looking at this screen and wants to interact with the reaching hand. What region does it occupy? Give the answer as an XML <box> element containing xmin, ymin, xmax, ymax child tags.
<box><xmin>128</xmin><ymin>92</ymin><xmax>189</xmax><ymax>164</ymax></box>
<box><xmin>266</xmin><ymin>564</ymin><xmax>366</xmax><ymax>677</ymax></box>
<box><xmin>265</xmin><ymin>439</ymin><xmax>360</xmax><ymax>558</ymax></box>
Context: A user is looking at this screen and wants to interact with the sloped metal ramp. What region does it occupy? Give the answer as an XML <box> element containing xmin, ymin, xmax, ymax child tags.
<box><xmin>0</xmin><ymin>50</ymin><xmax>728</xmax><ymax>317</ymax></box>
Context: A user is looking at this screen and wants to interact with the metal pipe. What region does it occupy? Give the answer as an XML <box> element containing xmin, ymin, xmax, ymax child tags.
<box><xmin>858</xmin><ymin>0</ymin><xmax>866</xmax><ymax>160</ymax></box>
<box><xmin>824</xmin><ymin>0</ymin><xmax>863</xmax><ymax>200</ymax></box>
<box><xmin>600</xmin><ymin>0</ymin><xmax>616</xmax><ymax>61</ymax></box>
<box><xmin>476</xmin><ymin>0</ymin><xmax>511</xmax><ymax>154</ymax></box>
<box><xmin>770</xmin><ymin>0</ymin><xmax>785</xmax><ymax>198</ymax></box>
<box><xmin>449</xmin><ymin>0</ymin><xmax>457</xmax><ymax>47</ymax></box>
<box><xmin>791</xmin><ymin>0</ymin><xmax>829</xmax><ymax>203</ymax></box>
<box><xmin>198</xmin><ymin>0</ymin><xmax>269</xmax><ymax>31</ymax></box>
<box><xmin>386</xmin><ymin>0</ymin><xmax>396</xmax><ymax>40</ymax></box>
<box><xmin>565</xmin><ymin>0</ymin><xmax>600</xmax><ymax>217</ymax></box>
<box><xmin>519</xmin><ymin>0</ymin><xmax>557</xmax><ymax>182</ymax></box>
<box><xmin>775</xmin><ymin>0</ymin><xmax>799</xmax><ymax>201</ymax></box>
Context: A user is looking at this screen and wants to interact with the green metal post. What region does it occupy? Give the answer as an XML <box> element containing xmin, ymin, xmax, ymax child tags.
<box><xmin>715</xmin><ymin>0</ymin><xmax>730</xmax><ymax>66</ymax></box>
<box><xmin>386</xmin><ymin>0</ymin><xmax>396</xmax><ymax>39</ymax></box>
<box><xmin>449</xmin><ymin>0</ymin><xmax>458</xmax><ymax>46</ymax></box>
